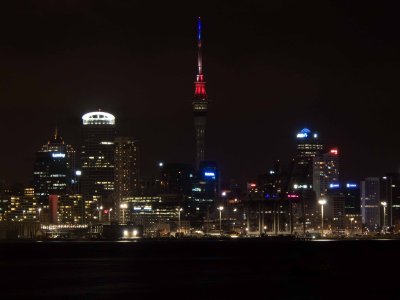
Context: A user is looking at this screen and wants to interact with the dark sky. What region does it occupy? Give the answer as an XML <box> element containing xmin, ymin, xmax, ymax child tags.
<box><xmin>1</xmin><ymin>0</ymin><xmax>400</xmax><ymax>186</ymax></box>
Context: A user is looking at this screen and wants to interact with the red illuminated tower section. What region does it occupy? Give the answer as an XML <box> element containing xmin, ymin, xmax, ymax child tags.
<box><xmin>192</xmin><ymin>17</ymin><xmax>209</xmax><ymax>169</ymax></box>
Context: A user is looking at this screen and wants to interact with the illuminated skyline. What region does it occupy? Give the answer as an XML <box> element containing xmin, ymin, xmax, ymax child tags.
<box><xmin>1</xmin><ymin>1</ymin><xmax>400</xmax><ymax>185</ymax></box>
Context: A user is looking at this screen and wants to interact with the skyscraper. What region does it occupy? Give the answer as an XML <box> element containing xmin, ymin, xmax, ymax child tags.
<box><xmin>295</xmin><ymin>128</ymin><xmax>323</xmax><ymax>163</ymax></box>
<box><xmin>192</xmin><ymin>17</ymin><xmax>209</xmax><ymax>169</ymax></box>
<box><xmin>114</xmin><ymin>137</ymin><xmax>139</xmax><ymax>221</ymax></box>
<box><xmin>380</xmin><ymin>173</ymin><xmax>400</xmax><ymax>228</ymax></box>
<box><xmin>81</xmin><ymin>111</ymin><xmax>116</xmax><ymax>215</ymax></box>
<box><xmin>290</xmin><ymin>128</ymin><xmax>323</xmax><ymax>189</ymax></box>
<box><xmin>326</xmin><ymin>185</ymin><xmax>346</xmax><ymax>233</ymax></box>
<box><xmin>361</xmin><ymin>177</ymin><xmax>380</xmax><ymax>229</ymax></box>
<box><xmin>189</xmin><ymin>161</ymin><xmax>219</xmax><ymax>228</ymax></box>
<box><xmin>33</xmin><ymin>129</ymin><xmax>76</xmax><ymax>205</ymax></box>
<box><xmin>343</xmin><ymin>183</ymin><xmax>361</xmax><ymax>215</ymax></box>
<box><xmin>289</xmin><ymin>128</ymin><xmax>323</xmax><ymax>231</ymax></box>
<box><xmin>313</xmin><ymin>148</ymin><xmax>340</xmax><ymax>197</ymax></box>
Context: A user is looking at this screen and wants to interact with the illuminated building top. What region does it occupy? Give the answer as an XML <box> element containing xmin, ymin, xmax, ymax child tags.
<box><xmin>193</xmin><ymin>17</ymin><xmax>207</xmax><ymax>101</ymax></box>
<box><xmin>296</xmin><ymin>128</ymin><xmax>318</xmax><ymax>139</ymax></box>
<box><xmin>296</xmin><ymin>127</ymin><xmax>323</xmax><ymax>163</ymax></box>
<box><xmin>82</xmin><ymin>111</ymin><xmax>115</xmax><ymax>125</ymax></box>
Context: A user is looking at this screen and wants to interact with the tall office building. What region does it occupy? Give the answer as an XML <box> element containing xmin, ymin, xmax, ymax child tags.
<box><xmin>326</xmin><ymin>185</ymin><xmax>346</xmax><ymax>232</ymax></box>
<box><xmin>390</xmin><ymin>175</ymin><xmax>400</xmax><ymax>228</ymax></box>
<box><xmin>33</xmin><ymin>129</ymin><xmax>76</xmax><ymax>205</ymax></box>
<box><xmin>313</xmin><ymin>148</ymin><xmax>340</xmax><ymax>197</ymax></box>
<box><xmin>289</xmin><ymin>128</ymin><xmax>323</xmax><ymax>230</ymax></box>
<box><xmin>81</xmin><ymin>111</ymin><xmax>116</xmax><ymax>213</ymax></box>
<box><xmin>290</xmin><ymin>128</ymin><xmax>323</xmax><ymax>189</ymax></box>
<box><xmin>344</xmin><ymin>183</ymin><xmax>361</xmax><ymax>215</ymax></box>
<box><xmin>114</xmin><ymin>137</ymin><xmax>139</xmax><ymax>221</ymax></box>
<box><xmin>192</xmin><ymin>17</ymin><xmax>210</xmax><ymax>169</ymax></box>
<box><xmin>296</xmin><ymin>128</ymin><xmax>323</xmax><ymax>164</ymax></box>
<box><xmin>196</xmin><ymin>161</ymin><xmax>219</xmax><ymax>201</ymax></box>
<box><xmin>361</xmin><ymin>177</ymin><xmax>380</xmax><ymax>229</ymax></box>
<box><xmin>380</xmin><ymin>173</ymin><xmax>400</xmax><ymax>228</ymax></box>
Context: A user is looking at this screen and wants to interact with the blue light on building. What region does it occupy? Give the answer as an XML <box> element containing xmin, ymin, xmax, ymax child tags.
<box><xmin>204</xmin><ymin>172</ymin><xmax>215</xmax><ymax>177</ymax></box>
<box><xmin>329</xmin><ymin>183</ymin><xmax>340</xmax><ymax>189</ymax></box>
<box><xmin>346</xmin><ymin>183</ymin><xmax>358</xmax><ymax>188</ymax></box>
<box><xmin>296</xmin><ymin>128</ymin><xmax>311</xmax><ymax>138</ymax></box>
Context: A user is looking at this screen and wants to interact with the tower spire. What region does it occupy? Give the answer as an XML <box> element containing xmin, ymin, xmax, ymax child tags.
<box><xmin>197</xmin><ymin>16</ymin><xmax>203</xmax><ymax>75</ymax></box>
<box><xmin>194</xmin><ymin>16</ymin><xmax>207</xmax><ymax>99</ymax></box>
<box><xmin>192</xmin><ymin>17</ymin><xmax>210</xmax><ymax>169</ymax></box>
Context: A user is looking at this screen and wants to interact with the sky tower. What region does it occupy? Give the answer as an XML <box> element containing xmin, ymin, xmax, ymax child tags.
<box><xmin>192</xmin><ymin>17</ymin><xmax>209</xmax><ymax>169</ymax></box>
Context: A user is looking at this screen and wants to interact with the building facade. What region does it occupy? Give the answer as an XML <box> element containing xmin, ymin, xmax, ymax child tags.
<box><xmin>361</xmin><ymin>177</ymin><xmax>380</xmax><ymax>230</ymax></box>
<box><xmin>343</xmin><ymin>183</ymin><xmax>361</xmax><ymax>215</ymax></box>
<box><xmin>380</xmin><ymin>173</ymin><xmax>400</xmax><ymax>228</ymax></box>
<box><xmin>114</xmin><ymin>137</ymin><xmax>139</xmax><ymax>222</ymax></box>
<box><xmin>33</xmin><ymin>129</ymin><xmax>76</xmax><ymax>205</ymax></box>
<box><xmin>290</xmin><ymin>128</ymin><xmax>323</xmax><ymax>190</ymax></box>
<box><xmin>81</xmin><ymin>111</ymin><xmax>116</xmax><ymax>220</ymax></box>
<box><xmin>313</xmin><ymin>148</ymin><xmax>340</xmax><ymax>198</ymax></box>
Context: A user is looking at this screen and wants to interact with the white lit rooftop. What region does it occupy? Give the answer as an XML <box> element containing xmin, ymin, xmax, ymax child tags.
<box><xmin>82</xmin><ymin>111</ymin><xmax>115</xmax><ymax>125</ymax></box>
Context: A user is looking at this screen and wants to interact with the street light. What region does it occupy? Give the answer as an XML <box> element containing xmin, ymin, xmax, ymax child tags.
<box><xmin>108</xmin><ymin>208</ymin><xmax>113</xmax><ymax>222</ymax></box>
<box><xmin>98</xmin><ymin>206</ymin><xmax>103</xmax><ymax>222</ymax></box>
<box><xmin>176</xmin><ymin>207</ymin><xmax>183</xmax><ymax>234</ymax></box>
<box><xmin>217</xmin><ymin>206</ymin><xmax>224</xmax><ymax>234</ymax></box>
<box><xmin>381</xmin><ymin>201</ymin><xmax>387</xmax><ymax>233</ymax></box>
<box><xmin>120</xmin><ymin>203</ymin><xmax>128</xmax><ymax>224</ymax></box>
<box><xmin>38</xmin><ymin>207</ymin><xmax>42</xmax><ymax>221</ymax></box>
<box><xmin>318</xmin><ymin>199</ymin><xmax>327</xmax><ymax>236</ymax></box>
<box><xmin>350</xmin><ymin>217</ymin><xmax>354</xmax><ymax>235</ymax></box>
<box><xmin>75</xmin><ymin>170</ymin><xmax>82</xmax><ymax>194</ymax></box>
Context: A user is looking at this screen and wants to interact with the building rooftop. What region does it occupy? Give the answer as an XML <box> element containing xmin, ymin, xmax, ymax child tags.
<box><xmin>82</xmin><ymin>111</ymin><xmax>115</xmax><ymax>125</ymax></box>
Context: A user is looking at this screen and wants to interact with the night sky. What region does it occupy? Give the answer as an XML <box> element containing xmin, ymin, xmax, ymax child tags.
<box><xmin>1</xmin><ymin>1</ymin><xmax>400</xmax><ymax>186</ymax></box>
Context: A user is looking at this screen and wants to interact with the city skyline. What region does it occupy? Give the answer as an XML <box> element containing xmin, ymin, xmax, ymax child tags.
<box><xmin>1</xmin><ymin>1</ymin><xmax>400</xmax><ymax>185</ymax></box>
<box><xmin>0</xmin><ymin>4</ymin><xmax>399</xmax><ymax>299</ymax></box>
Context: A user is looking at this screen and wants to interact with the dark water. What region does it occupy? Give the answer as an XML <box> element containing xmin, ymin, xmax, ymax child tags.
<box><xmin>0</xmin><ymin>239</ymin><xmax>399</xmax><ymax>299</ymax></box>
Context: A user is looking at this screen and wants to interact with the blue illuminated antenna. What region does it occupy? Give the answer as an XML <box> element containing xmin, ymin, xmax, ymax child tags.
<box><xmin>198</xmin><ymin>16</ymin><xmax>202</xmax><ymax>45</ymax></box>
<box><xmin>197</xmin><ymin>16</ymin><xmax>203</xmax><ymax>75</ymax></box>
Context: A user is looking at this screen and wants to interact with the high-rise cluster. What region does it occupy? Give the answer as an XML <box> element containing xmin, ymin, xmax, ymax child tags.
<box><xmin>1</xmin><ymin>17</ymin><xmax>400</xmax><ymax>240</ymax></box>
<box><xmin>242</xmin><ymin>127</ymin><xmax>400</xmax><ymax>237</ymax></box>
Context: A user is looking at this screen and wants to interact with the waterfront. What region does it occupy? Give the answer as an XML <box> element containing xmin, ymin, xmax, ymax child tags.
<box><xmin>1</xmin><ymin>239</ymin><xmax>399</xmax><ymax>299</ymax></box>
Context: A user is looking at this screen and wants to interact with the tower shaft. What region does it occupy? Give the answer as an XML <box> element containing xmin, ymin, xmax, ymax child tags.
<box><xmin>192</xmin><ymin>17</ymin><xmax>209</xmax><ymax>169</ymax></box>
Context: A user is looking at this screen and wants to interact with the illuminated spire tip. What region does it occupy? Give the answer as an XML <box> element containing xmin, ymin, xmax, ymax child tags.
<box><xmin>194</xmin><ymin>16</ymin><xmax>207</xmax><ymax>99</ymax></box>
<box><xmin>197</xmin><ymin>16</ymin><xmax>202</xmax><ymax>44</ymax></box>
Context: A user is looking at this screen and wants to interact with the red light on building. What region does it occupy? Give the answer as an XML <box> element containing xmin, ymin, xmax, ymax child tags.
<box><xmin>330</xmin><ymin>148</ymin><xmax>338</xmax><ymax>155</ymax></box>
<box><xmin>49</xmin><ymin>195</ymin><xmax>58</xmax><ymax>224</ymax></box>
<box><xmin>287</xmin><ymin>194</ymin><xmax>299</xmax><ymax>198</ymax></box>
<box><xmin>194</xmin><ymin>75</ymin><xmax>207</xmax><ymax>98</ymax></box>
<box><xmin>250</xmin><ymin>183</ymin><xmax>256</xmax><ymax>187</ymax></box>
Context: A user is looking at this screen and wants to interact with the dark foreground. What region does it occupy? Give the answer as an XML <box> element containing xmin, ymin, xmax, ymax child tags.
<box><xmin>0</xmin><ymin>239</ymin><xmax>399</xmax><ymax>299</ymax></box>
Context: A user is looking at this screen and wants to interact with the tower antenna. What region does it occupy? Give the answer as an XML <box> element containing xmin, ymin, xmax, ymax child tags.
<box><xmin>192</xmin><ymin>17</ymin><xmax>210</xmax><ymax>169</ymax></box>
